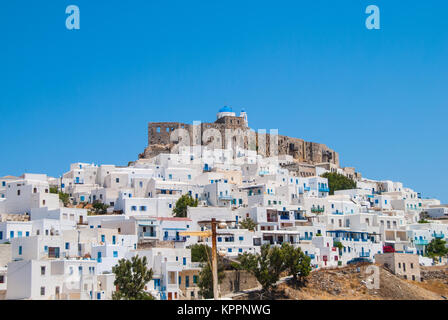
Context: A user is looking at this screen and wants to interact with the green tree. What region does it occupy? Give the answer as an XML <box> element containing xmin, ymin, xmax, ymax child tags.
<box><xmin>191</xmin><ymin>244</ymin><xmax>212</xmax><ymax>263</ymax></box>
<box><xmin>112</xmin><ymin>255</ymin><xmax>154</xmax><ymax>300</ymax></box>
<box><xmin>237</xmin><ymin>244</ymin><xmax>286</xmax><ymax>299</ymax></box>
<box><xmin>58</xmin><ymin>192</ymin><xmax>70</xmax><ymax>207</ymax></box>
<box><xmin>49</xmin><ymin>186</ymin><xmax>58</xmax><ymax>194</ymax></box>
<box><xmin>426</xmin><ymin>238</ymin><xmax>448</xmax><ymax>261</ymax></box>
<box><xmin>197</xmin><ymin>258</ymin><xmax>226</xmax><ymax>299</ymax></box>
<box><xmin>192</xmin><ymin>244</ymin><xmax>225</xmax><ymax>299</ymax></box>
<box><xmin>91</xmin><ymin>202</ymin><xmax>109</xmax><ymax>215</ymax></box>
<box><xmin>239</xmin><ymin>217</ymin><xmax>257</xmax><ymax>231</ymax></box>
<box><xmin>173</xmin><ymin>194</ymin><xmax>198</xmax><ymax>218</ymax></box>
<box><xmin>281</xmin><ymin>243</ymin><xmax>312</xmax><ymax>286</ymax></box>
<box><xmin>321</xmin><ymin>172</ymin><xmax>357</xmax><ymax>195</ymax></box>
<box><xmin>333</xmin><ymin>241</ymin><xmax>344</xmax><ymax>254</ymax></box>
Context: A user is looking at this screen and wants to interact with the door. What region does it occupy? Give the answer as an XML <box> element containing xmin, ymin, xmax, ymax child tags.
<box><xmin>168</xmin><ymin>292</ymin><xmax>172</xmax><ymax>300</ymax></box>
<box><xmin>97</xmin><ymin>251</ymin><xmax>102</xmax><ymax>262</ymax></box>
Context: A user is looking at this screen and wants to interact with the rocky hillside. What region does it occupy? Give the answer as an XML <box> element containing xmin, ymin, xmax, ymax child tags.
<box><xmin>235</xmin><ymin>263</ymin><xmax>448</xmax><ymax>300</ymax></box>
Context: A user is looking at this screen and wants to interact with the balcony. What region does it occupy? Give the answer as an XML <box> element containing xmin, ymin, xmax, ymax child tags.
<box><xmin>140</xmin><ymin>232</ymin><xmax>157</xmax><ymax>238</ymax></box>
<box><xmin>304</xmin><ymin>187</ymin><xmax>311</xmax><ymax>191</ymax></box>
<box><xmin>280</xmin><ymin>215</ymin><xmax>290</xmax><ymax>220</ymax></box>
<box><xmin>294</xmin><ymin>214</ymin><xmax>307</xmax><ymax>221</ymax></box>
<box><xmin>359</xmin><ymin>252</ymin><xmax>370</xmax><ymax>258</ymax></box>
<box><xmin>319</xmin><ymin>187</ymin><xmax>330</xmax><ymax>193</ymax></box>
<box><xmin>218</xmin><ymin>195</ymin><xmax>233</xmax><ymax>201</ymax></box>
<box><xmin>433</xmin><ymin>232</ymin><xmax>445</xmax><ymax>239</ymax></box>
<box><xmin>414</xmin><ymin>239</ymin><xmax>429</xmax><ymax>245</ymax></box>
<box><xmin>299</xmin><ymin>236</ymin><xmax>313</xmax><ymax>241</ymax></box>
<box><xmin>311</xmin><ymin>208</ymin><xmax>325</xmax><ymax>214</ymax></box>
<box><xmin>163</xmin><ymin>236</ymin><xmax>187</xmax><ymax>242</ymax></box>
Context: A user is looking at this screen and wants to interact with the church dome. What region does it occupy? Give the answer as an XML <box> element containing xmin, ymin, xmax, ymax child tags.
<box><xmin>218</xmin><ymin>106</ymin><xmax>233</xmax><ymax>113</ymax></box>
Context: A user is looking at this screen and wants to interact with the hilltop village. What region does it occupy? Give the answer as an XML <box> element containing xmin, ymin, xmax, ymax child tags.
<box><xmin>0</xmin><ymin>107</ymin><xmax>447</xmax><ymax>300</ymax></box>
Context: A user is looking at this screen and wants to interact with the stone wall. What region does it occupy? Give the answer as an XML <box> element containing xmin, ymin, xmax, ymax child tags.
<box><xmin>140</xmin><ymin>119</ymin><xmax>340</xmax><ymax>167</ymax></box>
<box><xmin>220</xmin><ymin>270</ymin><xmax>260</xmax><ymax>295</ymax></box>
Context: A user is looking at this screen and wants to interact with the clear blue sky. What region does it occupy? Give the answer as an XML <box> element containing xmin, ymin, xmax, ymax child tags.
<box><xmin>0</xmin><ymin>1</ymin><xmax>447</xmax><ymax>202</ymax></box>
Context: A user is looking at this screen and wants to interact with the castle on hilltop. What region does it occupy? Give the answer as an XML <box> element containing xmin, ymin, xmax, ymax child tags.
<box><xmin>139</xmin><ymin>106</ymin><xmax>340</xmax><ymax>167</ymax></box>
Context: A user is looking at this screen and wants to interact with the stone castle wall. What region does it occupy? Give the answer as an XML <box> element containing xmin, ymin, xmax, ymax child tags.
<box><xmin>139</xmin><ymin>115</ymin><xmax>339</xmax><ymax>166</ymax></box>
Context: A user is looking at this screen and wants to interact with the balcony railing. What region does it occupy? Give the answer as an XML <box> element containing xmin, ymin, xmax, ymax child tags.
<box><xmin>218</xmin><ymin>195</ymin><xmax>233</xmax><ymax>201</ymax></box>
<box><xmin>299</xmin><ymin>236</ymin><xmax>313</xmax><ymax>241</ymax></box>
<box><xmin>280</xmin><ymin>215</ymin><xmax>290</xmax><ymax>220</ymax></box>
<box><xmin>163</xmin><ymin>236</ymin><xmax>187</xmax><ymax>242</ymax></box>
<box><xmin>319</xmin><ymin>188</ymin><xmax>330</xmax><ymax>193</ymax></box>
<box><xmin>311</xmin><ymin>208</ymin><xmax>325</xmax><ymax>214</ymax></box>
<box><xmin>414</xmin><ymin>239</ymin><xmax>429</xmax><ymax>245</ymax></box>
<box><xmin>140</xmin><ymin>232</ymin><xmax>157</xmax><ymax>238</ymax></box>
<box><xmin>359</xmin><ymin>252</ymin><xmax>370</xmax><ymax>257</ymax></box>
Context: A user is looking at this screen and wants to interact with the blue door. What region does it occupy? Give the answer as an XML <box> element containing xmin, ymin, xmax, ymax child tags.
<box><xmin>183</xmin><ymin>257</ymin><xmax>186</xmax><ymax>266</ymax></box>
<box><xmin>164</xmin><ymin>231</ymin><xmax>168</xmax><ymax>240</ymax></box>
<box><xmin>112</xmin><ymin>236</ymin><xmax>116</xmax><ymax>244</ymax></box>
<box><xmin>97</xmin><ymin>251</ymin><xmax>102</xmax><ymax>262</ymax></box>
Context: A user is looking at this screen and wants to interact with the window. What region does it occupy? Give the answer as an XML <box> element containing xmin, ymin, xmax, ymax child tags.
<box><xmin>18</xmin><ymin>246</ymin><xmax>22</xmax><ymax>255</ymax></box>
<box><xmin>40</xmin><ymin>287</ymin><xmax>45</xmax><ymax>296</ymax></box>
<box><xmin>0</xmin><ymin>231</ymin><xmax>2</xmax><ymax>240</ymax></box>
<box><xmin>17</xmin><ymin>190</ymin><xmax>20</xmax><ymax>196</ymax></box>
<box><xmin>65</xmin><ymin>242</ymin><xmax>70</xmax><ymax>250</ymax></box>
<box><xmin>10</xmin><ymin>231</ymin><xmax>14</xmax><ymax>238</ymax></box>
<box><xmin>116</xmin><ymin>178</ymin><xmax>120</xmax><ymax>183</ymax></box>
<box><xmin>131</xmin><ymin>206</ymin><xmax>137</xmax><ymax>211</ymax></box>
<box><xmin>193</xmin><ymin>275</ymin><xmax>198</xmax><ymax>284</ymax></box>
<box><xmin>113</xmin><ymin>251</ymin><xmax>118</xmax><ymax>258</ymax></box>
<box><xmin>26</xmin><ymin>231</ymin><xmax>30</xmax><ymax>237</ymax></box>
<box><xmin>78</xmin><ymin>266</ymin><xmax>83</xmax><ymax>274</ymax></box>
<box><xmin>41</xmin><ymin>266</ymin><xmax>46</xmax><ymax>275</ymax></box>
<box><xmin>0</xmin><ymin>275</ymin><xmax>4</xmax><ymax>283</ymax></box>
<box><xmin>239</xmin><ymin>236</ymin><xmax>244</xmax><ymax>241</ymax></box>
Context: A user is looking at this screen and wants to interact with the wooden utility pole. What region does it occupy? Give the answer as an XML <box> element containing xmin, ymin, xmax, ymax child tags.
<box><xmin>211</xmin><ymin>218</ymin><xmax>219</xmax><ymax>300</ymax></box>
<box><xmin>180</xmin><ymin>218</ymin><xmax>235</xmax><ymax>300</ymax></box>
